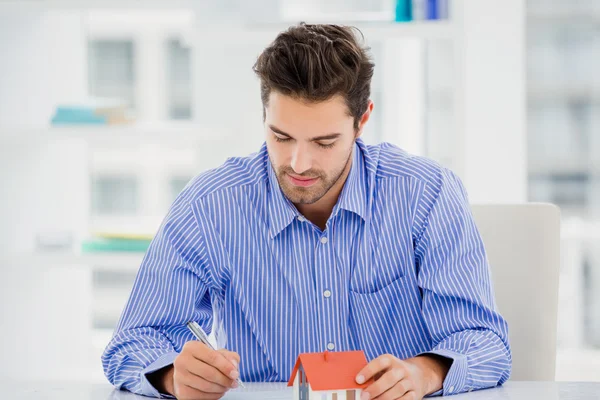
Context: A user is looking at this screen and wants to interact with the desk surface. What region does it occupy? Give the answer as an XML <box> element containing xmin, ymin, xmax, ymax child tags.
<box><xmin>2</xmin><ymin>381</ymin><xmax>599</xmax><ymax>400</ymax></box>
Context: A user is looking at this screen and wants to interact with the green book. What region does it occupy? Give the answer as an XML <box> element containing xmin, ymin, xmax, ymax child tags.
<box><xmin>82</xmin><ymin>237</ymin><xmax>151</xmax><ymax>253</ymax></box>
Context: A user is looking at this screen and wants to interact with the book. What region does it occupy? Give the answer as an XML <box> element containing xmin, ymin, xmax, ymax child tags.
<box><xmin>426</xmin><ymin>0</ymin><xmax>439</xmax><ymax>20</ymax></box>
<box><xmin>51</xmin><ymin>97</ymin><xmax>132</xmax><ymax>125</ymax></box>
<box><xmin>81</xmin><ymin>237</ymin><xmax>151</xmax><ymax>253</ymax></box>
<box><xmin>412</xmin><ymin>0</ymin><xmax>426</xmax><ymax>20</ymax></box>
<box><xmin>395</xmin><ymin>0</ymin><xmax>413</xmax><ymax>22</ymax></box>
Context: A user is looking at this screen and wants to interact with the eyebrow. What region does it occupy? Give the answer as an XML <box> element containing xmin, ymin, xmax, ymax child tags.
<box><xmin>269</xmin><ymin>125</ymin><xmax>342</xmax><ymax>141</ymax></box>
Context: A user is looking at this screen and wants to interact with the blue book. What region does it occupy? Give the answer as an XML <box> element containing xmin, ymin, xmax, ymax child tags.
<box><xmin>51</xmin><ymin>107</ymin><xmax>107</xmax><ymax>125</ymax></box>
<box><xmin>438</xmin><ymin>0</ymin><xmax>449</xmax><ymax>19</ymax></box>
<box><xmin>50</xmin><ymin>97</ymin><xmax>127</xmax><ymax>125</ymax></box>
<box><xmin>426</xmin><ymin>0</ymin><xmax>439</xmax><ymax>20</ymax></box>
<box><xmin>395</xmin><ymin>0</ymin><xmax>413</xmax><ymax>22</ymax></box>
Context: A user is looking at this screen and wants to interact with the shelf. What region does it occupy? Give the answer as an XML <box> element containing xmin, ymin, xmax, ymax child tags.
<box><xmin>528</xmin><ymin>10</ymin><xmax>600</xmax><ymax>24</ymax></box>
<box><xmin>528</xmin><ymin>161</ymin><xmax>600</xmax><ymax>177</ymax></box>
<box><xmin>193</xmin><ymin>20</ymin><xmax>456</xmax><ymax>44</ymax></box>
<box><xmin>264</xmin><ymin>20</ymin><xmax>453</xmax><ymax>40</ymax></box>
<box><xmin>0</xmin><ymin>123</ymin><xmax>231</xmax><ymax>145</ymax></box>
<box><xmin>0</xmin><ymin>0</ymin><xmax>204</xmax><ymax>10</ymax></box>
<box><xmin>3</xmin><ymin>252</ymin><xmax>144</xmax><ymax>272</ymax></box>
<box><xmin>528</xmin><ymin>85</ymin><xmax>600</xmax><ymax>103</ymax></box>
<box><xmin>1</xmin><ymin>1</ymin><xmax>455</xmax><ymax>41</ymax></box>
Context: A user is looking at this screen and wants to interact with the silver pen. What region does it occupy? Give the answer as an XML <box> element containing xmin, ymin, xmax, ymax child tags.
<box><xmin>186</xmin><ymin>321</ymin><xmax>246</xmax><ymax>388</ymax></box>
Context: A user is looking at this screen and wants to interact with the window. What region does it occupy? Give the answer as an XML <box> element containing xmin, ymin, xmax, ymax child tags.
<box><xmin>92</xmin><ymin>270</ymin><xmax>137</xmax><ymax>330</ymax></box>
<box><xmin>91</xmin><ymin>175</ymin><xmax>139</xmax><ymax>215</ymax></box>
<box><xmin>88</xmin><ymin>40</ymin><xmax>136</xmax><ymax>110</ymax></box>
<box><xmin>170</xmin><ymin>175</ymin><xmax>192</xmax><ymax>203</ymax></box>
<box><xmin>167</xmin><ymin>38</ymin><xmax>192</xmax><ymax>119</ymax></box>
<box><xmin>526</xmin><ymin>0</ymin><xmax>600</xmax><ymax>379</ymax></box>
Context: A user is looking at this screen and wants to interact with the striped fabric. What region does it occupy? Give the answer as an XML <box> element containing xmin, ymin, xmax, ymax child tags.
<box><xmin>102</xmin><ymin>138</ymin><xmax>511</xmax><ymax>398</ymax></box>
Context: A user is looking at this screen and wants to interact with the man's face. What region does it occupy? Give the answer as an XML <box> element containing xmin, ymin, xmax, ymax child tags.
<box><xmin>265</xmin><ymin>92</ymin><xmax>359</xmax><ymax>205</ymax></box>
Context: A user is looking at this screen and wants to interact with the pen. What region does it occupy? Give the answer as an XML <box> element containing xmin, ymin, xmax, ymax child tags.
<box><xmin>186</xmin><ymin>321</ymin><xmax>245</xmax><ymax>388</ymax></box>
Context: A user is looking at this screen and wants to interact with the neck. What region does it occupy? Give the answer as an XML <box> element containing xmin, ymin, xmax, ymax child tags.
<box><xmin>295</xmin><ymin>150</ymin><xmax>354</xmax><ymax>230</ymax></box>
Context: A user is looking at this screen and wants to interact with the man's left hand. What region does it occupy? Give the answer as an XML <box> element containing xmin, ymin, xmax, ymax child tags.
<box><xmin>355</xmin><ymin>354</ymin><xmax>451</xmax><ymax>400</ymax></box>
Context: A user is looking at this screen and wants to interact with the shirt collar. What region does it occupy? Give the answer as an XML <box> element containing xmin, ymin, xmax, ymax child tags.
<box><xmin>266</xmin><ymin>139</ymin><xmax>370</xmax><ymax>239</ymax></box>
<box><xmin>267</xmin><ymin>148</ymin><xmax>300</xmax><ymax>239</ymax></box>
<box><xmin>331</xmin><ymin>139</ymin><xmax>368</xmax><ymax>222</ymax></box>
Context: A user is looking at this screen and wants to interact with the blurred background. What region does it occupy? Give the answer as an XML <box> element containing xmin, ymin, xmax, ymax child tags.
<box><xmin>0</xmin><ymin>0</ymin><xmax>598</xmax><ymax>384</ymax></box>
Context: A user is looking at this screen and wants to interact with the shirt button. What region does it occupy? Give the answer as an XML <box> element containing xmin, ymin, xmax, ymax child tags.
<box><xmin>449</xmin><ymin>386</ymin><xmax>455</xmax><ymax>393</ymax></box>
<box><xmin>323</xmin><ymin>290</ymin><xmax>332</xmax><ymax>298</ymax></box>
<box><xmin>297</xmin><ymin>216</ymin><xmax>306</xmax><ymax>222</ymax></box>
<box><xmin>327</xmin><ymin>342</ymin><xmax>335</xmax><ymax>350</ymax></box>
<box><xmin>320</xmin><ymin>237</ymin><xmax>328</xmax><ymax>244</ymax></box>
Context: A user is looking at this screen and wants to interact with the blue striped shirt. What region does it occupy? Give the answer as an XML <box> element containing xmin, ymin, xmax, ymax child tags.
<box><xmin>102</xmin><ymin>139</ymin><xmax>511</xmax><ymax>397</ymax></box>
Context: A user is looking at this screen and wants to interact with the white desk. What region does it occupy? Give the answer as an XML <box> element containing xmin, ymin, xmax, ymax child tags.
<box><xmin>2</xmin><ymin>381</ymin><xmax>599</xmax><ymax>399</ymax></box>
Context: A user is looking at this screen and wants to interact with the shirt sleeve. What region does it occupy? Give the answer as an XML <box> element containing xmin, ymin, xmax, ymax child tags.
<box><xmin>412</xmin><ymin>168</ymin><xmax>512</xmax><ymax>396</ymax></box>
<box><xmin>101</xmin><ymin>198</ymin><xmax>214</xmax><ymax>398</ymax></box>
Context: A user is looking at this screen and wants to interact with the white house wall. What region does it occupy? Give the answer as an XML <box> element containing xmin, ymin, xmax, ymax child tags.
<box><xmin>293</xmin><ymin>371</ymin><xmax>299</xmax><ymax>400</ymax></box>
<box><xmin>308</xmin><ymin>389</ymin><xmax>349</xmax><ymax>400</ymax></box>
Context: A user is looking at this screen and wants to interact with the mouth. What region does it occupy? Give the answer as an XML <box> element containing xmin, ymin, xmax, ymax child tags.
<box><xmin>287</xmin><ymin>173</ymin><xmax>320</xmax><ymax>188</ymax></box>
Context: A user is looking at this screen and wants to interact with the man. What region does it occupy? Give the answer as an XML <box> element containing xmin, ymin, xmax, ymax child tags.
<box><xmin>102</xmin><ymin>23</ymin><xmax>511</xmax><ymax>400</ymax></box>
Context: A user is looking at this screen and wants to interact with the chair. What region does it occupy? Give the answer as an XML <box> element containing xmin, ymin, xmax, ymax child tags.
<box><xmin>470</xmin><ymin>203</ymin><xmax>560</xmax><ymax>381</ymax></box>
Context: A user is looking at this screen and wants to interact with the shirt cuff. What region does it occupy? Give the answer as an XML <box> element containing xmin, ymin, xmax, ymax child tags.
<box><xmin>140</xmin><ymin>351</ymin><xmax>179</xmax><ymax>398</ymax></box>
<box><xmin>419</xmin><ymin>349</ymin><xmax>468</xmax><ymax>397</ymax></box>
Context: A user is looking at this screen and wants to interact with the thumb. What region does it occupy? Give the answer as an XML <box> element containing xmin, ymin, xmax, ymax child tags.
<box><xmin>217</xmin><ymin>349</ymin><xmax>241</xmax><ymax>369</ymax></box>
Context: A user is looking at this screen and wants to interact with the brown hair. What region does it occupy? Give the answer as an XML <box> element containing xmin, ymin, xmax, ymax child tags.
<box><xmin>253</xmin><ymin>23</ymin><xmax>375</xmax><ymax>130</ymax></box>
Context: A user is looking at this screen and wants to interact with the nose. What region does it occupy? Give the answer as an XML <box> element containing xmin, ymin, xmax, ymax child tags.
<box><xmin>290</xmin><ymin>144</ymin><xmax>312</xmax><ymax>175</ymax></box>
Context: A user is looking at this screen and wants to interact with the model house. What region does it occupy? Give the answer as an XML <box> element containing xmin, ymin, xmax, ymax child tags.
<box><xmin>287</xmin><ymin>350</ymin><xmax>369</xmax><ymax>400</ymax></box>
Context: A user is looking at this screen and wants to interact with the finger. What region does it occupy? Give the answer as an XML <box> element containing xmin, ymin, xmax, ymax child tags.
<box><xmin>177</xmin><ymin>368</ymin><xmax>231</xmax><ymax>394</ymax></box>
<box><xmin>184</xmin><ymin>359</ymin><xmax>236</xmax><ymax>389</ymax></box>
<box><xmin>365</xmin><ymin>368</ymin><xmax>407</xmax><ymax>399</ymax></box>
<box><xmin>174</xmin><ymin>379</ymin><xmax>226</xmax><ymax>400</ymax></box>
<box><xmin>189</xmin><ymin>343</ymin><xmax>240</xmax><ymax>381</ymax></box>
<box><xmin>356</xmin><ymin>355</ymin><xmax>395</xmax><ymax>384</ymax></box>
<box><xmin>217</xmin><ymin>349</ymin><xmax>241</xmax><ymax>369</ymax></box>
<box><xmin>373</xmin><ymin>377</ymin><xmax>411</xmax><ymax>400</ymax></box>
<box><xmin>398</xmin><ymin>390</ymin><xmax>419</xmax><ymax>400</ymax></box>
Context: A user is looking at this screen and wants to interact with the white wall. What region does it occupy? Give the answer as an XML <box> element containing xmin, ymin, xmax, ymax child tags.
<box><xmin>453</xmin><ymin>0</ymin><xmax>527</xmax><ymax>203</ymax></box>
<box><xmin>0</xmin><ymin>8</ymin><xmax>96</xmax><ymax>382</ymax></box>
<box><xmin>0</xmin><ymin>264</ymin><xmax>96</xmax><ymax>381</ymax></box>
<box><xmin>192</xmin><ymin>25</ymin><xmax>266</xmax><ymax>157</ymax></box>
<box><xmin>0</xmin><ymin>8</ymin><xmax>87</xmax><ymax>126</ymax></box>
<box><xmin>0</xmin><ymin>9</ymin><xmax>89</xmax><ymax>253</ymax></box>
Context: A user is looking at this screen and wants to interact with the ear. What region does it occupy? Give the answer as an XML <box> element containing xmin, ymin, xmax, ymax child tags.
<box><xmin>355</xmin><ymin>100</ymin><xmax>374</xmax><ymax>139</ymax></box>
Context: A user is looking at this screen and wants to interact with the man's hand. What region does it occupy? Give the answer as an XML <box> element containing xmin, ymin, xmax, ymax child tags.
<box><xmin>355</xmin><ymin>354</ymin><xmax>451</xmax><ymax>400</ymax></box>
<box><xmin>150</xmin><ymin>342</ymin><xmax>241</xmax><ymax>400</ymax></box>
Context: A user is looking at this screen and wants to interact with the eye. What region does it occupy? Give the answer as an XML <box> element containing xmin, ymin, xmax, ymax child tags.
<box><xmin>317</xmin><ymin>141</ymin><xmax>336</xmax><ymax>149</ymax></box>
<box><xmin>273</xmin><ymin>134</ymin><xmax>291</xmax><ymax>143</ymax></box>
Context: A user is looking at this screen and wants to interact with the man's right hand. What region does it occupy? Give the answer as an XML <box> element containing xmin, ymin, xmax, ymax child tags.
<box><xmin>154</xmin><ymin>341</ymin><xmax>241</xmax><ymax>400</ymax></box>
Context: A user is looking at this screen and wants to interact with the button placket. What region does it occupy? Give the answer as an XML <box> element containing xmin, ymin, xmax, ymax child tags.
<box><xmin>316</xmin><ymin>230</ymin><xmax>337</xmax><ymax>354</ymax></box>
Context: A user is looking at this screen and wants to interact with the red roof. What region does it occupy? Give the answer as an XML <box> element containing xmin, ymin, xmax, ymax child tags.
<box><xmin>287</xmin><ymin>351</ymin><xmax>370</xmax><ymax>391</ymax></box>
